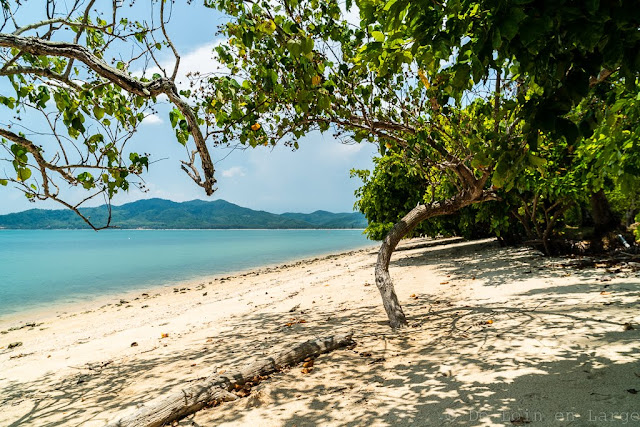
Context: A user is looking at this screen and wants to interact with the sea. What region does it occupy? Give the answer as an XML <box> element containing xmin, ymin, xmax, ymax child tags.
<box><xmin>0</xmin><ymin>229</ymin><xmax>373</xmax><ymax>317</ymax></box>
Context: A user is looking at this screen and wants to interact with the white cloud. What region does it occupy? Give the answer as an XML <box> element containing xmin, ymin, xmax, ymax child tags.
<box><xmin>221</xmin><ymin>166</ymin><xmax>246</xmax><ymax>178</ymax></box>
<box><xmin>340</xmin><ymin>1</ymin><xmax>361</xmax><ymax>27</ymax></box>
<box><xmin>332</xmin><ymin>142</ymin><xmax>366</xmax><ymax>155</ymax></box>
<box><xmin>142</xmin><ymin>114</ymin><xmax>163</xmax><ymax>125</ymax></box>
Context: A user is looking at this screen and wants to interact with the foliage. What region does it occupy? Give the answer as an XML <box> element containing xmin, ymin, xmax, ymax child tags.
<box><xmin>0</xmin><ymin>1</ymin><xmax>214</xmax><ymax>228</ymax></box>
<box><xmin>357</xmin><ymin>0</ymin><xmax>640</xmax><ymax>142</ymax></box>
<box><xmin>351</xmin><ymin>154</ymin><xmax>493</xmax><ymax>240</ymax></box>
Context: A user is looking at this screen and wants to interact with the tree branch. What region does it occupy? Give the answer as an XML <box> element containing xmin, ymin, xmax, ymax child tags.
<box><xmin>0</xmin><ymin>32</ymin><xmax>216</xmax><ymax>195</ymax></box>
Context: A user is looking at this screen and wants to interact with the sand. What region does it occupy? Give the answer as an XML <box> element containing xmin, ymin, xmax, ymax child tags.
<box><xmin>1</xmin><ymin>237</ymin><xmax>639</xmax><ymax>426</ymax></box>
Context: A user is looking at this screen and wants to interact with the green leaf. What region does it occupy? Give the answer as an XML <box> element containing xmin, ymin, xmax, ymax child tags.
<box><xmin>242</xmin><ymin>31</ymin><xmax>254</xmax><ymax>48</ymax></box>
<box><xmin>301</xmin><ymin>37</ymin><xmax>315</xmax><ymax>54</ymax></box>
<box><xmin>93</xmin><ymin>106</ymin><xmax>105</xmax><ymax>120</ymax></box>
<box><xmin>500</xmin><ymin>9</ymin><xmax>527</xmax><ymax>41</ymax></box>
<box><xmin>17</xmin><ymin>168</ymin><xmax>31</xmax><ymax>182</ymax></box>
<box><xmin>371</xmin><ymin>31</ymin><xmax>385</xmax><ymax>42</ymax></box>
<box><xmin>286</xmin><ymin>39</ymin><xmax>302</xmax><ymax>56</ymax></box>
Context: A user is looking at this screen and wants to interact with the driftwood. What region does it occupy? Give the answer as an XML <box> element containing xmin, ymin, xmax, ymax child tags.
<box><xmin>107</xmin><ymin>331</ymin><xmax>355</xmax><ymax>427</ymax></box>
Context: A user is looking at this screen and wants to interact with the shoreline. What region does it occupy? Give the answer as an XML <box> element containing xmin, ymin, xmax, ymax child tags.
<box><xmin>0</xmin><ymin>240</ymin><xmax>381</xmax><ymax>327</ymax></box>
<box><xmin>3</xmin><ymin>237</ymin><xmax>638</xmax><ymax>426</ymax></box>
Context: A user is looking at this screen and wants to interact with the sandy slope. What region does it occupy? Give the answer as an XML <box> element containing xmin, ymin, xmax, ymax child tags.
<box><xmin>1</xmin><ymin>238</ymin><xmax>639</xmax><ymax>426</ymax></box>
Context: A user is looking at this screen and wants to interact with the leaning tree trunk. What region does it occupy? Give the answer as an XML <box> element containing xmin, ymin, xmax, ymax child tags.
<box><xmin>590</xmin><ymin>189</ymin><xmax>618</xmax><ymax>235</ymax></box>
<box><xmin>375</xmin><ymin>188</ymin><xmax>496</xmax><ymax>329</ymax></box>
<box><xmin>375</xmin><ymin>205</ymin><xmax>433</xmax><ymax>328</ymax></box>
<box><xmin>589</xmin><ymin>189</ymin><xmax>619</xmax><ymax>251</ymax></box>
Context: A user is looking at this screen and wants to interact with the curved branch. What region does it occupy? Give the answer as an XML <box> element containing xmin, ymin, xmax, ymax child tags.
<box><xmin>0</xmin><ymin>66</ymin><xmax>82</xmax><ymax>90</ymax></box>
<box><xmin>0</xmin><ymin>32</ymin><xmax>216</xmax><ymax>195</ymax></box>
<box><xmin>0</xmin><ymin>127</ymin><xmax>110</xmax><ymax>230</ymax></box>
<box><xmin>375</xmin><ymin>183</ymin><xmax>498</xmax><ymax>328</ymax></box>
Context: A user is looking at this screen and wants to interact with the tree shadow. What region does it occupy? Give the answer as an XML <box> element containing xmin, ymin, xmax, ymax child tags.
<box><xmin>2</xmin><ymin>239</ymin><xmax>639</xmax><ymax>426</ymax></box>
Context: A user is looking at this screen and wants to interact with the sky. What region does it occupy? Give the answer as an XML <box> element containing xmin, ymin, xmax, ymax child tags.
<box><xmin>0</xmin><ymin>1</ymin><xmax>376</xmax><ymax>215</ymax></box>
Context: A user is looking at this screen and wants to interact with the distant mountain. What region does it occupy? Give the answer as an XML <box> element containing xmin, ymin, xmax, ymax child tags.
<box><xmin>282</xmin><ymin>210</ymin><xmax>369</xmax><ymax>228</ymax></box>
<box><xmin>0</xmin><ymin>199</ymin><xmax>368</xmax><ymax>230</ymax></box>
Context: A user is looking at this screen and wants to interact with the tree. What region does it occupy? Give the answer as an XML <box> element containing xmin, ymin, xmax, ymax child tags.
<box><xmin>203</xmin><ymin>0</ymin><xmax>640</xmax><ymax>328</ymax></box>
<box><xmin>202</xmin><ymin>0</ymin><xmax>515</xmax><ymax>327</ymax></box>
<box><xmin>0</xmin><ymin>0</ymin><xmax>215</xmax><ymax>229</ymax></box>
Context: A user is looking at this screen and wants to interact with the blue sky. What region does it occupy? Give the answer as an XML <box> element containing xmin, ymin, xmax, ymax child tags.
<box><xmin>0</xmin><ymin>1</ymin><xmax>376</xmax><ymax>214</ymax></box>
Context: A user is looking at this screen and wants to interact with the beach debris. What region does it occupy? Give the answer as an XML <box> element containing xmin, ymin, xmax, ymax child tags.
<box><xmin>202</xmin><ymin>292</ymin><xmax>208</xmax><ymax>296</ymax></box>
<box><xmin>6</xmin><ymin>322</ymin><xmax>43</xmax><ymax>332</ymax></box>
<box><xmin>623</xmin><ymin>323</ymin><xmax>634</xmax><ymax>331</ymax></box>
<box><xmin>285</xmin><ymin>318</ymin><xmax>307</xmax><ymax>327</ymax></box>
<box><xmin>410</xmin><ymin>294</ymin><xmax>418</xmax><ymax>299</ymax></box>
<box><xmin>86</xmin><ymin>360</ymin><xmax>113</xmax><ymax>371</ymax></box>
<box><xmin>161</xmin><ymin>333</ymin><xmax>169</xmax><ymax>339</ymax></box>
<box><xmin>10</xmin><ymin>352</ymin><xmax>31</xmax><ymax>359</ymax></box>
<box><xmin>120</xmin><ymin>299</ymin><xmax>129</xmax><ymax>304</ymax></box>
<box><xmin>627</xmin><ymin>388</ymin><xmax>638</xmax><ymax>394</ymax></box>
<box><xmin>288</xmin><ymin>304</ymin><xmax>301</xmax><ymax>313</ymax></box>
<box><xmin>511</xmin><ymin>416</ymin><xmax>531</xmax><ymax>425</ymax></box>
<box><xmin>359</xmin><ymin>351</ymin><xmax>372</xmax><ymax>357</ymax></box>
<box><xmin>131</xmin><ymin>342</ymin><xmax>139</xmax><ymax>347</ymax></box>
<box><xmin>363</xmin><ymin>282</ymin><xmax>372</xmax><ymax>287</ymax></box>
<box><xmin>142</xmin><ymin>293</ymin><xmax>149</xmax><ymax>297</ymax></box>
<box><xmin>600</xmin><ymin>276</ymin><xmax>612</xmax><ymax>282</ymax></box>
<box><xmin>301</xmin><ymin>357</ymin><xmax>315</xmax><ymax>373</ymax></box>
<box><xmin>368</xmin><ymin>357</ymin><xmax>386</xmax><ymax>365</ymax></box>
<box><xmin>440</xmin><ymin>281</ymin><xmax>450</xmax><ymax>285</ymax></box>
<box><xmin>600</xmin><ymin>291</ymin><xmax>611</xmax><ymax>295</ymax></box>
<box><xmin>141</xmin><ymin>305</ymin><xmax>149</xmax><ymax>308</ymax></box>
<box><xmin>7</xmin><ymin>342</ymin><xmax>22</xmax><ymax>349</ymax></box>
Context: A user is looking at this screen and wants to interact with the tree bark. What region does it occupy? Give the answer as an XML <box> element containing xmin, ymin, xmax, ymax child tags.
<box><xmin>589</xmin><ymin>189</ymin><xmax>620</xmax><ymax>253</ymax></box>
<box><xmin>375</xmin><ymin>188</ymin><xmax>497</xmax><ymax>329</ymax></box>
<box><xmin>107</xmin><ymin>331</ymin><xmax>354</xmax><ymax>427</ymax></box>
<box><xmin>590</xmin><ymin>189</ymin><xmax>618</xmax><ymax>237</ymax></box>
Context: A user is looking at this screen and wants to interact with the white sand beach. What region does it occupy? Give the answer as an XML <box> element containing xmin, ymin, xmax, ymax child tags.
<box><xmin>1</xmin><ymin>238</ymin><xmax>639</xmax><ymax>426</ymax></box>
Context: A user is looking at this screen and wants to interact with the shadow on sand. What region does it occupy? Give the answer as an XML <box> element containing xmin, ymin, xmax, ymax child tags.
<box><xmin>3</xmin><ymin>240</ymin><xmax>639</xmax><ymax>426</ymax></box>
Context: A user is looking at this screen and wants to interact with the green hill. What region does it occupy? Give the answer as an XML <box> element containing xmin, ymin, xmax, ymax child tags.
<box><xmin>0</xmin><ymin>199</ymin><xmax>367</xmax><ymax>229</ymax></box>
<box><xmin>281</xmin><ymin>210</ymin><xmax>368</xmax><ymax>228</ymax></box>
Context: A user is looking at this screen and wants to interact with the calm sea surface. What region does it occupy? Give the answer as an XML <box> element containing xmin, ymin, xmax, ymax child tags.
<box><xmin>0</xmin><ymin>229</ymin><xmax>373</xmax><ymax>317</ymax></box>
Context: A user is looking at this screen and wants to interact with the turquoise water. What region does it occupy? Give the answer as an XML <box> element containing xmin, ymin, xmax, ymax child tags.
<box><xmin>0</xmin><ymin>229</ymin><xmax>373</xmax><ymax>317</ymax></box>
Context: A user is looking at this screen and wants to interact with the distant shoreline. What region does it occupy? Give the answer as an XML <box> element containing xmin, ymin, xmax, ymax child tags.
<box><xmin>0</xmin><ymin>229</ymin><xmax>376</xmax><ymax>320</ymax></box>
<box><xmin>0</xmin><ymin>198</ymin><xmax>369</xmax><ymax>229</ymax></box>
<box><xmin>0</xmin><ymin>238</ymin><xmax>381</xmax><ymax>323</ymax></box>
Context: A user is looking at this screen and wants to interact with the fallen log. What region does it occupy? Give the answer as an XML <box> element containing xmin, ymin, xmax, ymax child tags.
<box><xmin>107</xmin><ymin>331</ymin><xmax>355</xmax><ymax>427</ymax></box>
